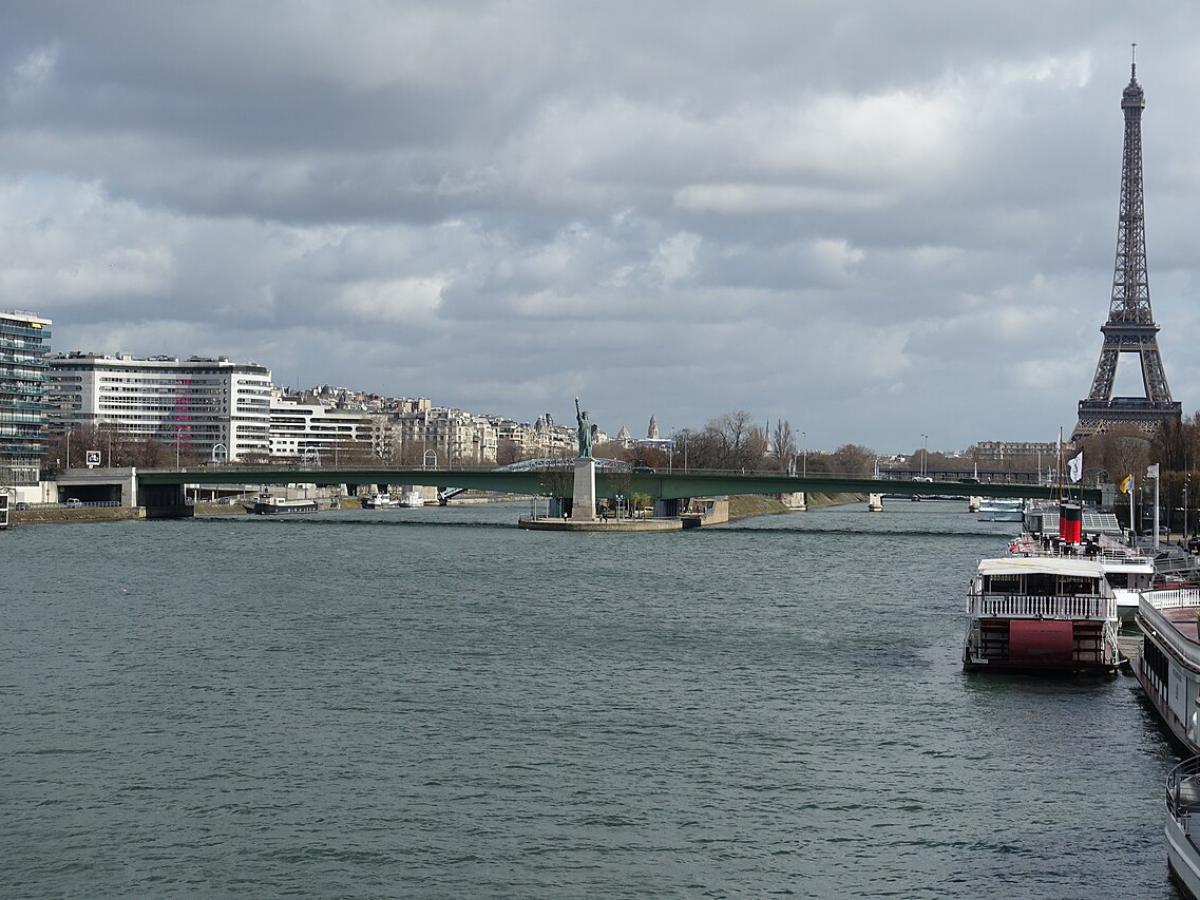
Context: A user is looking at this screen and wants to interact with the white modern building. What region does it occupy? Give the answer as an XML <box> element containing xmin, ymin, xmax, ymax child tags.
<box><xmin>47</xmin><ymin>353</ymin><xmax>272</xmax><ymax>461</ymax></box>
<box><xmin>269</xmin><ymin>395</ymin><xmax>387</xmax><ymax>463</ymax></box>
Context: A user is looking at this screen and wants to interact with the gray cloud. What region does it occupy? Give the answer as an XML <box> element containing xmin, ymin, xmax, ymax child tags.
<box><xmin>2</xmin><ymin>1</ymin><xmax>1199</xmax><ymax>449</ymax></box>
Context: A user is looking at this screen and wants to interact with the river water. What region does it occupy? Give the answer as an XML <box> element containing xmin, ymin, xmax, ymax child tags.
<box><xmin>1</xmin><ymin>500</ymin><xmax>1183</xmax><ymax>898</ymax></box>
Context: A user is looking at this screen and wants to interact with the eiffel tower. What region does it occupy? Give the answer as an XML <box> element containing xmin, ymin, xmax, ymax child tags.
<box><xmin>1072</xmin><ymin>52</ymin><xmax>1181</xmax><ymax>442</ymax></box>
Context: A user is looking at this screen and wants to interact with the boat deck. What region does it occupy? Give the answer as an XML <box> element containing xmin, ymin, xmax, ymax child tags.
<box><xmin>1160</xmin><ymin>607</ymin><xmax>1200</xmax><ymax>643</ymax></box>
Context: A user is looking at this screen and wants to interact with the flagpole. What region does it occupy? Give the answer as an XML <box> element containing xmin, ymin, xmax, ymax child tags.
<box><xmin>1131</xmin><ymin>475</ymin><xmax>1137</xmax><ymax>546</ymax></box>
<box><xmin>1153</xmin><ymin>464</ymin><xmax>1161</xmax><ymax>551</ymax></box>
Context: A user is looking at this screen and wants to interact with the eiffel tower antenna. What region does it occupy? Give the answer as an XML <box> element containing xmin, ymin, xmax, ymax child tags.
<box><xmin>1072</xmin><ymin>55</ymin><xmax>1180</xmax><ymax>442</ymax></box>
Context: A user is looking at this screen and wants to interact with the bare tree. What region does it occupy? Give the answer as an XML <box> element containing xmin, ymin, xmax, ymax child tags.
<box><xmin>772</xmin><ymin>419</ymin><xmax>796</xmax><ymax>472</ymax></box>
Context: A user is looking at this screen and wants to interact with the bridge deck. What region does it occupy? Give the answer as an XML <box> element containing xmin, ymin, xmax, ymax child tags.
<box><xmin>136</xmin><ymin>467</ymin><xmax>1101</xmax><ymax>503</ymax></box>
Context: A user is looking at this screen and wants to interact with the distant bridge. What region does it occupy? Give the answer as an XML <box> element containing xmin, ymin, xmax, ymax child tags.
<box><xmin>136</xmin><ymin>465</ymin><xmax>1101</xmax><ymax>511</ymax></box>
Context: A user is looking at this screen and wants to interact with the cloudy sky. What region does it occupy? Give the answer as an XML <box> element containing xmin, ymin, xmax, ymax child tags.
<box><xmin>3</xmin><ymin>2</ymin><xmax>1200</xmax><ymax>451</ymax></box>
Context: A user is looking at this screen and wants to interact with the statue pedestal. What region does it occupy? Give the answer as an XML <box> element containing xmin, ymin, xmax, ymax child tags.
<box><xmin>571</xmin><ymin>458</ymin><xmax>597</xmax><ymax>521</ymax></box>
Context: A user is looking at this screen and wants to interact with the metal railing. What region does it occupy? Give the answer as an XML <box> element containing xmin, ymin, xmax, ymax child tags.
<box><xmin>20</xmin><ymin>500</ymin><xmax>122</xmax><ymax>510</ymax></box>
<box><xmin>967</xmin><ymin>593</ymin><xmax>1114</xmax><ymax>621</ymax></box>
<box><xmin>1143</xmin><ymin>588</ymin><xmax>1200</xmax><ymax>611</ymax></box>
<box><xmin>1012</xmin><ymin>539</ymin><xmax>1151</xmax><ymax>565</ymax></box>
<box><xmin>1167</xmin><ymin>756</ymin><xmax>1200</xmax><ymax>825</ymax></box>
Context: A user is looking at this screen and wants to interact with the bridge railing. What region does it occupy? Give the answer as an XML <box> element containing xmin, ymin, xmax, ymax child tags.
<box><xmin>145</xmin><ymin>461</ymin><xmax>1022</xmax><ymax>481</ymax></box>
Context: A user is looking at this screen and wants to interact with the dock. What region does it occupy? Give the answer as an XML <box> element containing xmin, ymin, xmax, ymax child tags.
<box><xmin>1118</xmin><ymin>632</ymin><xmax>1142</xmax><ymax>671</ymax></box>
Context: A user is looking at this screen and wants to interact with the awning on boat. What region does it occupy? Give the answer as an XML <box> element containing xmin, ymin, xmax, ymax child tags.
<box><xmin>978</xmin><ymin>557</ymin><xmax>1104</xmax><ymax>578</ymax></box>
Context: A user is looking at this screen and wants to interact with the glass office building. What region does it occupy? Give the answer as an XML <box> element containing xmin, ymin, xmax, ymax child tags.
<box><xmin>0</xmin><ymin>310</ymin><xmax>53</xmax><ymax>485</ymax></box>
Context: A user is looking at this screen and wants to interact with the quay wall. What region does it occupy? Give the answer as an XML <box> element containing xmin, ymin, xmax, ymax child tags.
<box><xmin>727</xmin><ymin>492</ymin><xmax>865</xmax><ymax>522</ymax></box>
<box><xmin>11</xmin><ymin>506</ymin><xmax>146</xmax><ymax>526</ymax></box>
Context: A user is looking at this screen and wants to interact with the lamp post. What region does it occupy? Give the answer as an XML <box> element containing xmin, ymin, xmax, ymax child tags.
<box><xmin>921</xmin><ymin>434</ymin><xmax>929</xmax><ymax>478</ymax></box>
<box><xmin>1185</xmin><ymin>472</ymin><xmax>1191</xmax><ymax>542</ymax></box>
<box><xmin>682</xmin><ymin>429</ymin><xmax>689</xmax><ymax>473</ymax></box>
<box><xmin>802</xmin><ymin>431</ymin><xmax>807</xmax><ymax>477</ymax></box>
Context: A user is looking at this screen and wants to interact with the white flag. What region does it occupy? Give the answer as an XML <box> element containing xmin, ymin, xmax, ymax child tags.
<box><xmin>1147</xmin><ymin>463</ymin><xmax>1161</xmax><ymax>479</ymax></box>
<box><xmin>1068</xmin><ymin>451</ymin><xmax>1083</xmax><ymax>483</ymax></box>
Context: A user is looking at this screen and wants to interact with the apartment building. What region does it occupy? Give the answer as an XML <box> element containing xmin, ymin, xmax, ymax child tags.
<box><xmin>47</xmin><ymin>353</ymin><xmax>272</xmax><ymax>461</ymax></box>
<box><xmin>269</xmin><ymin>395</ymin><xmax>387</xmax><ymax>462</ymax></box>
<box><xmin>393</xmin><ymin>408</ymin><xmax>498</xmax><ymax>465</ymax></box>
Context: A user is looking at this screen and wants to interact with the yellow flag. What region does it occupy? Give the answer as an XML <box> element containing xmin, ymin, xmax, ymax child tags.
<box><xmin>1120</xmin><ymin>474</ymin><xmax>1132</xmax><ymax>494</ymax></box>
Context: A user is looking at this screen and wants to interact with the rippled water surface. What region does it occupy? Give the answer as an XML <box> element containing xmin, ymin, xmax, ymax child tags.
<box><xmin>1</xmin><ymin>501</ymin><xmax>1184</xmax><ymax>898</ymax></box>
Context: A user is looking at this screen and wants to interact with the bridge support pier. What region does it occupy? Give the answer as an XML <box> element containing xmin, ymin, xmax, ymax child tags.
<box><xmin>867</xmin><ymin>493</ymin><xmax>884</xmax><ymax>512</ymax></box>
<box><xmin>137</xmin><ymin>483</ymin><xmax>194</xmax><ymax>519</ymax></box>
<box><xmin>968</xmin><ymin>496</ymin><xmax>982</xmax><ymax>513</ymax></box>
<box><xmin>778</xmin><ymin>491</ymin><xmax>807</xmax><ymax>511</ymax></box>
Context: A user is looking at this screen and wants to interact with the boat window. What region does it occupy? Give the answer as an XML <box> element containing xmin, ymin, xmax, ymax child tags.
<box><xmin>984</xmin><ymin>574</ymin><xmax>1020</xmax><ymax>593</ymax></box>
<box><xmin>1059</xmin><ymin>575</ymin><xmax>1097</xmax><ymax>596</ymax></box>
<box><xmin>1106</xmin><ymin>573</ymin><xmax>1129</xmax><ymax>589</ymax></box>
<box><xmin>1026</xmin><ymin>573</ymin><xmax>1056</xmax><ymax>596</ymax></box>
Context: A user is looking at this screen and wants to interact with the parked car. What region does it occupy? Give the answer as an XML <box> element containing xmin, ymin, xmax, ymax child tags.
<box><xmin>63</xmin><ymin>498</ymin><xmax>83</xmax><ymax>508</ymax></box>
<box><xmin>14</xmin><ymin>501</ymin><xmax>30</xmax><ymax>510</ymax></box>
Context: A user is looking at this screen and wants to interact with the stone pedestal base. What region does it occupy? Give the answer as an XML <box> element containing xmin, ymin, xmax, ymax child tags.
<box><xmin>571</xmin><ymin>458</ymin><xmax>597</xmax><ymax>521</ymax></box>
<box><xmin>867</xmin><ymin>493</ymin><xmax>884</xmax><ymax>512</ymax></box>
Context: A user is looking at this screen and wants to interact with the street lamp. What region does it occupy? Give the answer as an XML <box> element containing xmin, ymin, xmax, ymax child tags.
<box><xmin>921</xmin><ymin>433</ymin><xmax>929</xmax><ymax>478</ymax></box>
<box><xmin>682</xmin><ymin>429</ymin><xmax>689</xmax><ymax>473</ymax></box>
<box><xmin>802</xmin><ymin>431</ymin><xmax>807</xmax><ymax>477</ymax></box>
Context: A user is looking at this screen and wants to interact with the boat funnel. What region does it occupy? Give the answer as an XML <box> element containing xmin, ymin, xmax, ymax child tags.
<box><xmin>1059</xmin><ymin>502</ymin><xmax>1082</xmax><ymax>544</ymax></box>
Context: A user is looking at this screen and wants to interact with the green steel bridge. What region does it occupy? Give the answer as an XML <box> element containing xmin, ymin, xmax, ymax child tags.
<box><xmin>137</xmin><ymin>465</ymin><xmax>1101</xmax><ymax>509</ymax></box>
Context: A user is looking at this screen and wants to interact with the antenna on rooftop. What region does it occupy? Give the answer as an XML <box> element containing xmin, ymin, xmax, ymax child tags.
<box><xmin>1131</xmin><ymin>42</ymin><xmax>1137</xmax><ymax>79</ymax></box>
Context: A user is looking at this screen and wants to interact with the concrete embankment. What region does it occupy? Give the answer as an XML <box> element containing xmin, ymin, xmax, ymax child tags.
<box><xmin>11</xmin><ymin>506</ymin><xmax>146</xmax><ymax>526</ymax></box>
<box><xmin>727</xmin><ymin>492</ymin><xmax>866</xmax><ymax>522</ymax></box>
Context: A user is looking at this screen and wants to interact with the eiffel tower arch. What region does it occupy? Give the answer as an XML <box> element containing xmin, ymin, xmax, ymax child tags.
<box><xmin>1072</xmin><ymin>55</ymin><xmax>1181</xmax><ymax>442</ymax></box>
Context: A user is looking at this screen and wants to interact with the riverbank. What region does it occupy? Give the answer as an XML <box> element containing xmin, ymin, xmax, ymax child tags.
<box><xmin>11</xmin><ymin>506</ymin><xmax>146</xmax><ymax>526</ymax></box>
<box><xmin>727</xmin><ymin>492</ymin><xmax>866</xmax><ymax>522</ymax></box>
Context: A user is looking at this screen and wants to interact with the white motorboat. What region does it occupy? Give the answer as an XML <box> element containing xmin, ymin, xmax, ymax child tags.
<box><xmin>978</xmin><ymin>499</ymin><xmax>1024</xmax><ymax>522</ymax></box>
<box><xmin>362</xmin><ymin>494</ymin><xmax>398</xmax><ymax>510</ymax></box>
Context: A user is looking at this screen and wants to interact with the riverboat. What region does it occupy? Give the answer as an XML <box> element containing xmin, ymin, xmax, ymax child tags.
<box><xmin>1134</xmin><ymin>588</ymin><xmax>1200</xmax><ymax>754</ymax></box>
<box><xmin>978</xmin><ymin>499</ymin><xmax>1024</xmax><ymax>522</ymax></box>
<box><xmin>962</xmin><ymin>555</ymin><xmax>1120</xmax><ymax>673</ymax></box>
<box><xmin>1167</xmin><ymin>756</ymin><xmax>1200</xmax><ymax>898</ymax></box>
<box><xmin>250</xmin><ymin>495</ymin><xmax>319</xmax><ymax>515</ymax></box>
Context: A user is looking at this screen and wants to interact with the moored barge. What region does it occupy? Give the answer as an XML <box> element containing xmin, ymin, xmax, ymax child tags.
<box><xmin>249</xmin><ymin>494</ymin><xmax>319</xmax><ymax>515</ymax></box>
<box><xmin>1166</xmin><ymin>756</ymin><xmax>1200</xmax><ymax>898</ymax></box>
<box><xmin>1134</xmin><ymin>588</ymin><xmax>1200</xmax><ymax>754</ymax></box>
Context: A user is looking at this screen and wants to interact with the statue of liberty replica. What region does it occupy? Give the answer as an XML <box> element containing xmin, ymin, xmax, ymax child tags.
<box><xmin>571</xmin><ymin>396</ymin><xmax>598</xmax><ymax>520</ymax></box>
<box><xmin>575</xmin><ymin>397</ymin><xmax>597</xmax><ymax>459</ymax></box>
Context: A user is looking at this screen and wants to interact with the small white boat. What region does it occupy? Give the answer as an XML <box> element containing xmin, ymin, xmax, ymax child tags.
<box><xmin>398</xmin><ymin>489</ymin><xmax>424</xmax><ymax>508</ymax></box>
<box><xmin>978</xmin><ymin>499</ymin><xmax>1024</xmax><ymax>522</ymax></box>
<box><xmin>362</xmin><ymin>494</ymin><xmax>398</xmax><ymax>510</ymax></box>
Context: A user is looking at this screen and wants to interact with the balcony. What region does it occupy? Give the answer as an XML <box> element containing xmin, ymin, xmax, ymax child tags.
<box><xmin>967</xmin><ymin>592</ymin><xmax>1114</xmax><ymax>621</ymax></box>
